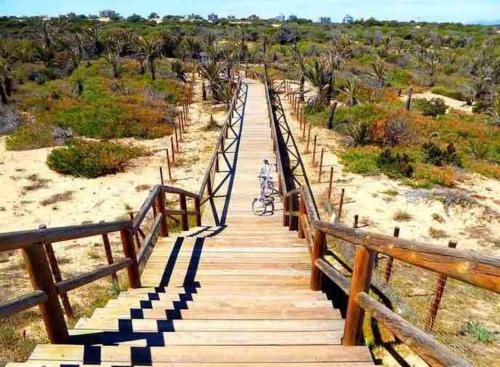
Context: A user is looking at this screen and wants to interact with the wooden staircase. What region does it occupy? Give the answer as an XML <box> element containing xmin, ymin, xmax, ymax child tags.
<box><xmin>8</xmin><ymin>80</ymin><xmax>375</xmax><ymax>366</ymax></box>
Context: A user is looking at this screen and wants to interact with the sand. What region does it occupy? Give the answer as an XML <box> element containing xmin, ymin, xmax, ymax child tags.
<box><xmin>401</xmin><ymin>91</ymin><xmax>473</xmax><ymax>113</ymax></box>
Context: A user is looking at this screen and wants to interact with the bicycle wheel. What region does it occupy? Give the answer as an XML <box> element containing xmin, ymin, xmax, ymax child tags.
<box><xmin>252</xmin><ymin>198</ymin><xmax>266</xmax><ymax>216</ymax></box>
<box><xmin>264</xmin><ymin>198</ymin><xmax>275</xmax><ymax>215</ymax></box>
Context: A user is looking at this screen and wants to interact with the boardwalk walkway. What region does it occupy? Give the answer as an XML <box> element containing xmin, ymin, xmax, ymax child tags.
<box><xmin>13</xmin><ymin>80</ymin><xmax>374</xmax><ymax>366</ymax></box>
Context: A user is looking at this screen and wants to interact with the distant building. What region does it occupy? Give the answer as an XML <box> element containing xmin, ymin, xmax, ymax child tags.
<box><xmin>318</xmin><ymin>17</ymin><xmax>331</xmax><ymax>24</ymax></box>
<box><xmin>248</xmin><ymin>14</ymin><xmax>259</xmax><ymax>21</ymax></box>
<box><xmin>208</xmin><ymin>13</ymin><xmax>218</xmax><ymax>21</ymax></box>
<box><xmin>288</xmin><ymin>15</ymin><xmax>298</xmax><ymax>21</ymax></box>
<box><xmin>275</xmin><ymin>14</ymin><xmax>285</xmax><ymax>22</ymax></box>
<box><xmin>227</xmin><ymin>15</ymin><xmax>236</xmax><ymax>20</ymax></box>
<box><xmin>343</xmin><ymin>14</ymin><xmax>354</xmax><ymax>23</ymax></box>
<box><xmin>99</xmin><ymin>10</ymin><xmax>116</xmax><ymax>18</ymax></box>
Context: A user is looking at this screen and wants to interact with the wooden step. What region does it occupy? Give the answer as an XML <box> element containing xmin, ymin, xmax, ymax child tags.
<box><xmin>29</xmin><ymin>344</ymin><xmax>374</xmax><ymax>364</ymax></box>
<box><xmin>74</xmin><ymin>318</ymin><xmax>344</xmax><ymax>332</ymax></box>
<box><xmin>92</xmin><ymin>305</ymin><xmax>341</xmax><ymax>319</ymax></box>
<box><xmin>67</xmin><ymin>330</ymin><xmax>343</xmax><ymax>346</ymax></box>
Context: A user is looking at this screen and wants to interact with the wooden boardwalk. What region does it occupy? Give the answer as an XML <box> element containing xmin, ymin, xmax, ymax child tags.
<box><xmin>12</xmin><ymin>80</ymin><xmax>374</xmax><ymax>366</ymax></box>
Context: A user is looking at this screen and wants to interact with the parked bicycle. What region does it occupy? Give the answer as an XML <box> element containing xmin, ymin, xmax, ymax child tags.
<box><xmin>252</xmin><ymin>160</ymin><xmax>278</xmax><ymax>215</ymax></box>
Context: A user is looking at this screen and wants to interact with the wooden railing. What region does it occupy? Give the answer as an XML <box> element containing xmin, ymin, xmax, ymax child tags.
<box><xmin>199</xmin><ymin>76</ymin><xmax>245</xmax><ymax>224</ymax></box>
<box><xmin>0</xmin><ymin>74</ymin><xmax>245</xmax><ymax>344</ymax></box>
<box><xmin>264</xmin><ymin>76</ymin><xmax>500</xmax><ymax>367</ymax></box>
<box><xmin>264</xmin><ymin>76</ymin><xmax>320</xmax><ymax>236</ymax></box>
<box><xmin>0</xmin><ymin>184</ymin><xmax>201</xmax><ymax>343</ymax></box>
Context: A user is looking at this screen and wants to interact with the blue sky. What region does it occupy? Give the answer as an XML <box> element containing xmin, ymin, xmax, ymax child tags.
<box><xmin>1</xmin><ymin>0</ymin><xmax>499</xmax><ymax>23</ymax></box>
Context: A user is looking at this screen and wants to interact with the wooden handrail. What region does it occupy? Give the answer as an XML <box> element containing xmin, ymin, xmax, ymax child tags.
<box><xmin>56</xmin><ymin>259</ymin><xmax>132</xmax><ymax>294</ymax></box>
<box><xmin>132</xmin><ymin>185</ymin><xmax>162</xmax><ymax>231</ymax></box>
<box><xmin>0</xmin><ymin>221</ymin><xmax>130</xmax><ymax>252</ymax></box>
<box><xmin>199</xmin><ymin>77</ymin><xmax>242</xmax><ymax>199</ymax></box>
<box><xmin>0</xmin><ymin>290</ymin><xmax>48</xmax><ymax>319</ymax></box>
<box><xmin>162</xmin><ymin>185</ymin><xmax>200</xmax><ymax>199</ymax></box>
<box><xmin>356</xmin><ymin>292</ymin><xmax>472</xmax><ymax>367</ymax></box>
<box><xmin>313</xmin><ymin>221</ymin><xmax>500</xmax><ymax>293</ymax></box>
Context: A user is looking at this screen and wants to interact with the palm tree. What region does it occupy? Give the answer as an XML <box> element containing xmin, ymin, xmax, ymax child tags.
<box><xmin>342</xmin><ymin>77</ymin><xmax>362</xmax><ymax>107</ymax></box>
<box><xmin>301</xmin><ymin>58</ymin><xmax>334</xmax><ymax>107</ymax></box>
<box><xmin>136</xmin><ymin>36</ymin><xmax>162</xmax><ymax>80</ymax></box>
<box><xmin>34</xmin><ymin>44</ymin><xmax>55</xmax><ymax>68</ymax></box>
<box><xmin>182</xmin><ymin>36</ymin><xmax>202</xmax><ymax>60</ymax></box>
<box><xmin>369</xmin><ymin>59</ymin><xmax>388</xmax><ymax>88</ymax></box>
<box><xmin>290</xmin><ymin>45</ymin><xmax>306</xmax><ymax>102</ymax></box>
<box><xmin>171</xmin><ymin>60</ymin><xmax>187</xmax><ymax>82</ymax></box>
<box><xmin>86</xmin><ymin>25</ymin><xmax>106</xmax><ymax>57</ymax></box>
<box><xmin>28</xmin><ymin>19</ymin><xmax>54</xmax><ymax>50</ymax></box>
<box><xmin>199</xmin><ymin>60</ymin><xmax>224</xmax><ymax>101</ymax></box>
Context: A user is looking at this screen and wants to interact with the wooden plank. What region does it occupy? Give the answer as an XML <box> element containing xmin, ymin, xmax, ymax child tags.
<box><xmin>56</xmin><ymin>259</ymin><xmax>131</xmax><ymax>294</ymax></box>
<box><xmin>314</xmin><ymin>221</ymin><xmax>500</xmax><ymax>293</ymax></box>
<box><xmin>0</xmin><ymin>290</ymin><xmax>47</xmax><ymax>319</ymax></box>
<box><xmin>30</xmin><ymin>345</ymin><xmax>373</xmax><ymax>363</ymax></box>
<box><xmin>357</xmin><ymin>292</ymin><xmax>471</xmax><ymax>367</ymax></box>
<box><xmin>0</xmin><ymin>221</ymin><xmax>130</xmax><ymax>251</ymax></box>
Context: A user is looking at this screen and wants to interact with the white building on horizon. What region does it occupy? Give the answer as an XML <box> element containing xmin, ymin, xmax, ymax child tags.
<box><xmin>208</xmin><ymin>13</ymin><xmax>218</xmax><ymax>21</ymax></box>
<box><xmin>99</xmin><ymin>10</ymin><xmax>116</xmax><ymax>18</ymax></box>
<box><xmin>343</xmin><ymin>14</ymin><xmax>354</xmax><ymax>23</ymax></box>
<box><xmin>318</xmin><ymin>16</ymin><xmax>331</xmax><ymax>24</ymax></box>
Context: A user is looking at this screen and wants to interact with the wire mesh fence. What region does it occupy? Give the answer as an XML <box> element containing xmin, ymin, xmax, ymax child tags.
<box><xmin>322</xmin><ymin>208</ymin><xmax>499</xmax><ymax>366</ymax></box>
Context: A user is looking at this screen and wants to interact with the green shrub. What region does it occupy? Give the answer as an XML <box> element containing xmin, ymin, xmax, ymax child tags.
<box><xmin>431</xmin><ymin>86</ymin><xmax>465</xmax><ymax>101</ymax></box>
<box><xmin>341</xmin><ymin>147</ymin><xmax>380</xmax><ymax>175</ymax></box>
<box><xmin>414</xmin><ymin>98</ymin><xmax>448</xmax><ymax>117</ymax></box>
<box><xmin>422</xmin><ymin>142</ymin><xmax>462</xmax><ymax>167</ymax></box>
<box><xmin>377</xmin><ymin>149</ymin><xmax>414</xmax><ymax>178</ymax></box>
<box><xmin>343</xmin><ymin>121</ymin><xmax>371</xmax><ymax>146</ymax></box>
<box><xmin>461</xmin><ymin>320</ymin><xmax>495</xmax><ymax>344</ymax></box>
<box><xmin>47</xmin><ymin>139</ymin><xmax>146</xmax><ymax>178</ymax></box>
<box><xmin>5</xmin><ymin>122</ymin><xmax>54</xmax><ymax>150</ymax></box>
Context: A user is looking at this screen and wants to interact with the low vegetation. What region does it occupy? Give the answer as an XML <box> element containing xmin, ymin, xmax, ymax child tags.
<box><xmin>47</xmin><ymin>139</ymin><xmax>146</xmax><ymax>178</ymax></box>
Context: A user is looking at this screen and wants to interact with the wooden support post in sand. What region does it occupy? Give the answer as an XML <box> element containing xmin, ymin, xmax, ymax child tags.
<box><xmin>159</xmin><ymin>167</ymin><xmax>164</xmax><ymax>186</ymax></box>
<box><xmin>306</xmin><ymin>125</ymin><xmax>312</xmax><ymax>153</ymax></box>
<box><xmin>328</xmin><ymin>167</ymin><xmax>334</xmax><ymax>202</ymax></box>
<box><xmin>22</xmin><ymin>242</ymin><xmax>69</xmax><ymax>343</ymax></box>
<box><xmin>39</xmin><ymin>225</ymin><xmax>73</xmax><ymax>318</ymax></box>
<box><xmin>384</xmin><ymin>227</ymin><xmax>400</xmax><ymax>284</ymax></box>
<box><xmin>170</xmin><ymin>137</ymin><xmax>176</xmax><ymax>165</ymax></box>
<box><xmin>166</xmin><ymin>149</ymin><xmax>172</xmax><ymax>181</ymax></box>
<box><xmin>101</xmin><ymin>233</ymin><xmax>118</xmax><ymax>284</ymax></box>
<box><xmin>425</xmin><ymin>241</ymin><xmax>458</xmax><ymax>332</ymax></box>
<box><xmin>318</xmin><ymin>148</ymin><xmax>324</xmax><ymax>183</ymax></box>
<box><xmin>338</xmin><ymin>188</ymin><xmax>345</xmax><ymax>222</ymax></box>
<box><xmin>343</xmin><ymin>245</ymin><xmax>375</xmax><ymax>346</ymax></box>
<box><xmin>312</xmin><ymin>136</ymin><xmax>319</xmax><ymax>165</ymax></box>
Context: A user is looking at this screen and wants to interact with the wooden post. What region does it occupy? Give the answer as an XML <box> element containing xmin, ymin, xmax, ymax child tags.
<box><xmin>156</xmin><ymin>188</ymin><xmax>169</xmax><ymax>237</ymax></box>
<box><xmin>353</xmin><ymin>215</ymin><xmax>359</xmax><ymax>228</ymax></box>
<box><xmin>425</xmin><ymin>241</ymin><xmax>457</xmax><ymax>332</ymax></box>
<box><xmin>180</xmin><ymin>194</ymin><xmax>189</xmax><ymax>231</ymax></box>
<box><xmin>384</xmin><ymin>227</ymin><xmax>400</xmax><ymax>284</ymax></box>
<box><xmin>22</xmin><ymin>244</ymin><xmax>69</xmax><ymax>343</ymax></box>
<box><xmin>310</xmin><ymin>229</ymin><xmax>326</xmax><ymax>290</ymax></box>
<box><xmin>328</xmin><ymin>167</ymin><xmax>334</xmax><ymax>202</ymax></box>
<box><xmin>38</xmin><ymin>225</ymin><xmax>73</xmax><ymax>318</ymax></box>
<box><xmin>302</xmin><ymin>122</ymin><xmax>306</xmax><ymax>139</ymax></box>
<box><xmin>102</xmin><ymin>233</ymin><xmax>119</xmax><ymax>284</ymax></box>
<box><xmin>120</xmin><ymin>227</ymin><xmax>141</xmax><ymax>289</ymax></box>
<box><xmin>406</xmin><ymin>87</ymin><xmax>413</xmax><ymax>111</ymax></box>
<box><xmin>174</xmin><ymin>126</ymin><xmax>180</xmax><ymax>152</ymax></box>
<box><xmin>166</xmin><ymin>149</ymin><xmax>172</xmax><ymax>181</ymax></box>
<box><xmin>171</xmin><ymin>137</ymin><xmax>176</xmax><ymax>165</ymax></box>
<box><xmin>289</xmin><ymin>193</ymin><xmax>299</xmax><ymax>231</ymax></box>
<box><xmin>306</xmin><ymin>125</ymin><xmax>311</xmax><ymax>153</ymax></box>
<box><xmin>195</xmin><ymin>197</ymin><xmax>202</xmax><ymax>227</ymax></box>
<box><xmin>338</xmin><ymin>188</ymin><xmax>345</xmax><ymax>222</ymax></box>
<box><xmin>318</xmin><ymin>148</ymin><xmax>324</xmax><ymax>182</ymax></box>
<box><xmin>128</xmin><ymin>213</ymin><xmax>142</xmax><ymax>249</ymax></box>
<box><xmin>312</xmin><ymin>135</ymin><xmax>318</xmax><ymax>165</ymax></box>
<box><xmin>343</xmin><ymin>245</ymin><xmax>375</xmax><ymax>346</ymax></box>
<box><xmin>283</xmin><ymin>194</ymin><xmax>290</xmax><ymax>227</ymax></box>
<box><xmin>298</xmin><ymin>194</ymin><xmax>305</xmax><ymax>239</ymax></box>
<box><xmin>159</xmin><ymin>167</ymin><xmax>164</xmax><ymax>186</ymax></box>
<box><xmin>178</xmin><ymin>119</ymin><xmax>183</xmax><ymax>140</ymax></box>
